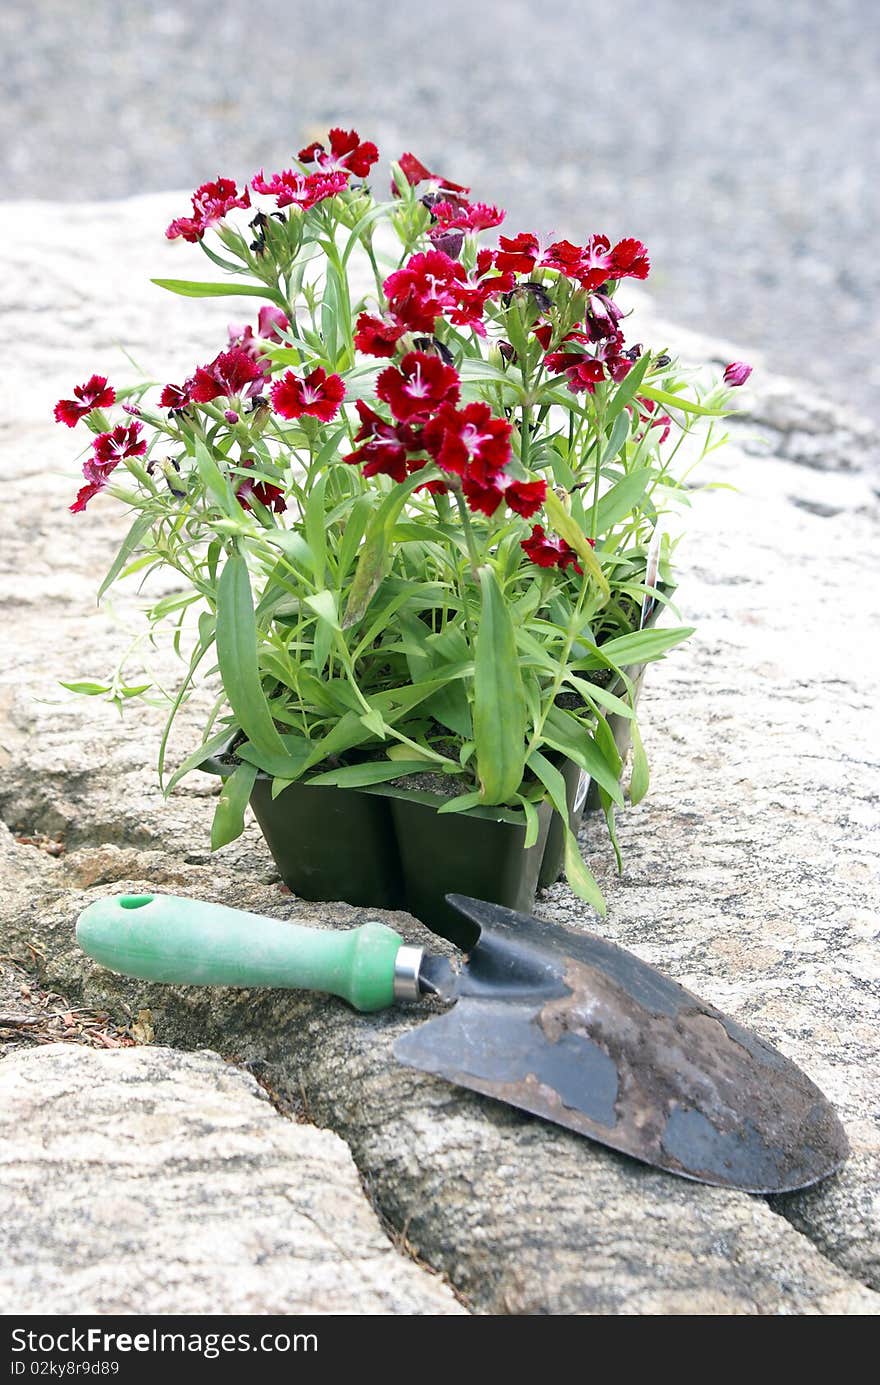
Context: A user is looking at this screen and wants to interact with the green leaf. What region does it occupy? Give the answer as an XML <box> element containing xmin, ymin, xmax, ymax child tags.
<box><xmin>164</xmin><ymin>726</ymin><xmax>235</xmax><ymax>795</ymax></box>
<box><xmin>527</xmin><ymin>751</ymin><xmax>606</xmax><ymax>914</ymax></box>
<box><xmin>305</xmin><ymin>589</ymin><xmax>341</xmax><ymax>630</ymax></box>
<box><xmin>541</xmin><ymin>706</ymin><xmax>624</xmax><ymax>806</ymax></box>
<box><xmin>60</xmin><ymin>680</ymin><xmax>111</xmax><ymax>696</ymax></box>
<box><xmin>600</xmin><ymin>409</ymin><xmax>631</xmax><ymax>466</ymax></box>
<box><xmin>436</xmin><ymin>790</ymin><xmax>485</xmax><ymax>815</ymax></box>
<box><xmin>342</xmin><ymin>471</ymin><xmax>427</xmax><ymax>628</ymax></box>
<box><xmin>215</xmin><ymin>554</ymin><xmax>287</xmax><ymax>759</ymax></box>
<box><xmin>194</xmin><ymin>437</ymin><xmax>237</xmax><ymax>514</ymax></box>
<box><xmin>237</xmin><ymin>737</ymin><xmax>311</xmax><ymax>779</ymax></box>
<box><xmin>594</xmin><ymin>626</ymin><xmax>694</xmax><ymax>668</ymax></box>
<box><xmin>211</xmin><ymin>760</ymin><xmax>258</xmax><ymax>850</ymax></box>
<box><xmin>604</xmin><ymin>351</ymin><xmax>652</xmax><ymax>426</ymax></box>
<box><xmin>517</xmin><ymin>793</ymin><xmax>541</xmax><ymax>849</ymax></box>
<box><xmin>306</xmin><ymin>760</ymin><xmax>434</xmax><ymax>789</ymax></box>
<box><xmin>594</xmin><ymin>468</ymin><xmax>653</xmax><ymax>536</ymax></box>
<box><xmin>639</xmin><ymin>385</ymin><xmax>727</xmax><ymax>417</ymax></box>
<box><xmin>629</xmin><ymin>717</ymin><xmax>649</xmax><ymax>804</ymax></box>
<box><xmin>97</xmin><ymin>512</ymin><xmax>154</xmax><ymax>602</ymax></box>
<box><xmin>151</xmin><ymin>278</ymin><xmax>287</xmax><ymax>307</ymax></box>
<box><xmin>473</xmin><ymin>566</ymin><xmax>526</xmax><ymax>804</ymax></box>
<box><xmin>544</xmin><ymin>488</ymin><xmax>609</xmax><ymax>597</ymax></box>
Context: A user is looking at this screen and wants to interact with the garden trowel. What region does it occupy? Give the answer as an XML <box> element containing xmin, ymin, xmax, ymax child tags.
<box><xmin>76</xmin><ymin>891</ymin><xmax>847</xmax><ymax>1193</ymax></box>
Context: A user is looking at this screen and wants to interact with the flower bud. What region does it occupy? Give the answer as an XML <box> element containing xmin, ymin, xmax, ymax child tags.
<box><xmin>723</xmin><ymin>361</ymin><xmax>752</xmax><ymax>387</ymax></box>
<box><xmin>224</xmin><ymin>409</ymin><xmax>240</xmax><ymax>424</ymax></box>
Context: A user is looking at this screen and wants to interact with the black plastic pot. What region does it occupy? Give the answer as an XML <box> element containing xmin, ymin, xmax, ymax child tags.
<box><xmin>202</xmin><ymin>755</ymin><xmax>551</xmax><ymax>947</ymax></box>
<box><xmin>376</xmin><ymin>785</ymin><xmax>553</xmax><ymax>949</ymax></box>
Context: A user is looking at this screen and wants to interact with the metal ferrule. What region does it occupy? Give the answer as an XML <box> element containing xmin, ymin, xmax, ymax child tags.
<box><xmin>393</xmin><ymin>945</ymin><xmax>424</xmax><ymax>1002</ymax></box>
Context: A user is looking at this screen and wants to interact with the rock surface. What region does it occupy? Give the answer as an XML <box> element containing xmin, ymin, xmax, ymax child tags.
<box><xmin>1</xmin><ymin>194</ymin><xmax>878</xmax><ymax>1314</ymax></box>
<box><xmin>0</xmin><ymin>1044</ymin><xmax>464</xmax><ymax>1315</ymax></box>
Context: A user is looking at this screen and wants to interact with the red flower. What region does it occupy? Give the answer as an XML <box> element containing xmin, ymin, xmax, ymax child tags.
<box><xmin>298</xmin><ymin>128</ymin><xmax>379</xmax><ymax>178</ymax></box>
<box><xmin>723</xmin><ymin>361</ymin><xmax>752</xmax><ymax>387</ymax></box>
<box><xmin>159</xmin><ymin>379</ymin><xmax>195</xmax><ymax>410</ymax></box>
<box><xmin>427</xmin><ymin>198</ymin><xmax>505</xmax><ymax>254</ymax></box>
<box><xmin>270</xmin><ymin>367</ymin><xmax>346</xmax><ymax>421</ymax></box>
<box><xmin>92</xmin><ymin>421</ymin><xmax>147</xmax><ymax>466</ymax></box>
<box><xmin>447</xmin><ymin>249</ymin><xmax>514</xmax><ymax>335</ymax></box>
<box><xmin>376</xmin><ymin>351</ymin><xmax>460</xmax><ymax>422</ymax></box>
<box><xmin>165</xmin><ymin>178</ymin><xmax>251</xmax><ymax>242</ymax></box>
<box><xmin>383</xmin><ymin>249</ymin><xmax>467</xmax><ymax>334</ymax></box>
<box><xmin>521</xmin><ymin>524</ymin><xmax>585</xmax><ymax>573</ymax></box>
<box><xmin>354</xmin><ymin>312</ymin><xmax>407</xmax><ymax>358</ymax></box>
<box><xmin>257</xmin><ymin>305</ymin><xmax>291</xmax><ymax>341</ymax></box>
<box><xmin>546</xmin><ymin>332</ymin><xmax>635</xmax><ymax>394</ymax></box>
<box><xmin>541</xmin><ymin>234</ymin><xmax>650</xmax><ymax>291</ymax></box>
<box><xmin>394</xmin><ymin>152</ymin><xmax>469</xmax><ymax>200</ymax></box>
<box><xmin>70</xmin><ymin>423</ymin><xmax>147</xmax><ymax>513</ymax></box>
<box><xmin>462</xmin><ymin>473</ymin><xmax>547</xmax><ymax>518</ymax></box>
<box><xmin>495</xmin><ymin>232</ymin><xmax>540</xmax><ymax>275</ymax></box>
<box><xmin>54</xmin><ymin>374</ymin><xmax>116</xmax><ymax>428</ymax></box>
<box><xmin>584</xmin><ymin>292</ymin><xmax>624</xmax><ymax>342</ymax></box>
<box><xmin>634</xmin><ymin>396</ymin><xmax>672</xmax><ymax>445</ymax></box>
<box><xmin>236</xmin><ymin>459</ymin><xmax>286</xmax><ymax>513</ymax></box>
<box><xmin>190</xmin><ymin>347</ymin><xmax>266</xmax><ymax>403</ymax></box>
<box><xmin>422</xmin><ymin>401</ymin><xmax>511</xmax><ymax>478</ymax></box>
<box><xmin>251</xmin><ymin>168</ymin><xmax>349</xmax><ymax>210</ymax></box>
<box><xmin>344</xmin><ymin>401</ymin><xmax>421</xmax><ymax>482</ymax></box>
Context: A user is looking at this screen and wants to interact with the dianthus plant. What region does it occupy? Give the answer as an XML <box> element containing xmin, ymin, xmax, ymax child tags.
<box><xmin>59</xmin><ymin>130</ymin><xmax>747</xmax><ymax>912</ymax></box>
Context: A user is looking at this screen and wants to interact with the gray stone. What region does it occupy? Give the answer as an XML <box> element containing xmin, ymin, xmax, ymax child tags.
<box><xmin>1</xmin><ymin>194</ymin><xmax>879</xmax><ymax>1313</ymax></box>
<box><xmin>0</xmin><ymin>1043</ymin><xmax>465</xmax><ymax>1316</ymax></box>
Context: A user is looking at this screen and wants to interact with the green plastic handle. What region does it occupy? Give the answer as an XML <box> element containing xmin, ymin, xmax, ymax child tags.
<box><xmin>75</xmin><ymin>893</ymin><xmax>404</xmax><ymax>1013</ymax></box>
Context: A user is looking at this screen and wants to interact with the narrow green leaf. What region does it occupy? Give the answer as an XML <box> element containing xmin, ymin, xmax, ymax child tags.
<box><xmin>527</xmin><ymin>751</ymin><xmax>606</xmax><ymax>914</ymax></box>
<box><xmin>600</xmin><ymin>410</ymin><xmax>631</xmax><ymax>466</ymax></box>
<box><xmin>594</xmin><ymin>468</ymin><xmax>653</xmax><ymax>536</ymax></box>
<box><xmin>152</xmin><ymin>278</ymin><xmax>287</xmax><ymax>307</ymax></box>
<box><xmin>436</xmin><ymin>790</ymin><xmax>485</xmax><ymax>815</ymax></box>
<box><xmin>474</xmin><ymin>566</ymin><xmax>526</xmax><ymax>803</ymax></box>
<box><xmin>164</xmin><ymin>725</ymin><xmax>235</xmax><ymax>795</ymax></box>
<box><xmin>342</xmin><ymin>471</ymin><xmax>427</xmax><ymax>627</ymax></box>
<box><xmin>306</xmin><ymin>760</ymin><xmax>435</xmax><ymax>788</ymax></box>
<box><xmin>215</xmin><ymin>555</ymin><xmax>286</xmax><ymax>758</ymax></box>
<box><xmin>194</xmin><ymin>437</ymin><xmax>237</xmax><ymax>514</ymax></box>
<box><xmin>305</xmin><ymin>589</ymin><xmax>341</xmax><ymax>630</ymax></box>
<box><xmin>594</xmin><ymin>625</ymin><xmax>694</xmax><ymax>667</ymax></box>
<box><xmin>629</xmin><ymin>717</ymin><xmax>649</xmax><ymax>804</ymax></box>
<box><xmin>541</xmin><ymin>706</ymin><xmax>624</xmax><ymax>806</ymax></box>
<box><xmin>604</xmin><ymin>351</ymin><xmax>652</xmax><ymax>426</ymax></box>
<box><xmin>97</xmin><ymin>512</ymin><xmax>154</xmax><ymax>602</ymax></box>
<box><xmin>60</xmin><ymin>680</ymin><xmax>111</xmax><ymax>696</ymax></box>
<box><xmin>544</xmin><ymin>488</ymin><xmax>610</xmax><ymax>597</ymax></box>
<box><xmin>517</xmin><ymin>793</ymin><xmax>541</xmax><ymax>849</ymax></box>
<box><xmin>639</xmin><ymin>385</ymin><xmax>727</xmax><ymax>417</ymax></box>
<box><xmin>211</xmin><ymin>760</ymin><xmax>258</xmax><ymax>850</ymax></box>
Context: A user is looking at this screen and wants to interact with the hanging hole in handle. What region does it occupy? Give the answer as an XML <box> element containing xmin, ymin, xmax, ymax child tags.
<box><xmin>119</xmin><ymin>895</ymin><xmax>155</xmax><ymax>909</ymax></box>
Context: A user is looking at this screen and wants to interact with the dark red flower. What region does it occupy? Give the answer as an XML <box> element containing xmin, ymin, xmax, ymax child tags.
<box><xmin>354</xmin><ymin>312</ymin><xmax>407</xmax><ymax>358</ymax></box>
<box><xmin>422</xmin><ymin>401</ymin><xmax>511</xmax><ymax>478</ymax></box>
<box><xmin>54</xmin><ymin>375</ymin><xmax>116</xmax><ymax>427</ymax></box>
<box><xmin>236</xmin><ymin>458</ymin><xmax>286</xmax><ymax>513</ymax></box>
<box><xmin>723</xmin><ymin>361</ymin><xmax>753</xmax><ymax>387</ymax></box>
<box><xmin>376</xmin><ymin>351</ymin><xmax>460</xmax><ymax>422</ymax></box>
<box><xmin>447</xmin><ymin>249</ymin><xmax>514</xmax><ymax>335</ymax></box>
<box><xmin>541</xmin><ymin>234</ymin><xmax>650</xmax><ymax>291</ymax></box>
<box><xmin>270</xmin><ymin>367</ymin><xmax>346</xmax><ymax>422</ymax></box>
<box><xmin>159</xmin><ymin>379</ymin><xmax>195</xmax><ymax>409</ymax></box>
<box><xmin>70</xmin><ymin>423</ymin><xmax>146</xmax><ymax>512</ymax></box>
<box><xmin>298</xmin><ymin>128</ymin><xmax>379</xmax><ymax>178</ymax></box>
<box><xmin>427</xmin><ymin>198</ymin><xmax>505</xmax><ymax>254</ymax></box>
<box><xmin>190</xmin><ymin>347</ymin><xmax>266</xmax><ymax>403</ymax></box>
<box><xmin>394</xmin><ymin>152</ymin><xmax>469</xmax><ymax>201</ymax></box>
<box><xmin>92</xmin><ymin>421</ymin><xmax>147</xmax><ymax>466</ymax></box>
<box><xmin>344</xmin><ymin>400</ymin><xmax>421</xmax><ymax>482</ymax></box>
<box><xmin>462</xmin><ymin>472</ymin><xmax>547</xmax><ymax>518</ymax></box>
<box><xmin>251</xmin><ymin>168</ymin><xmax>349</xmax><ymax>210</ymax></box>
<box><xmin>257</xmin><ymin>305</ymin><xmax>291</xmax><ymax>341</ymax></box>
<box><xmin>584</xmin><ymin>291</ymin><xmax>624</xmax><ymax>341</ymax></box>
<box><xmin>636</xmin><ymin>396</ymin><xmax>672</xmax><ymax>445</ymax></box>
<box><xmin>383</xmin><ymin>250</ymin><xmax>467</xmax><ymax>334</ymax></box>
<box><xmin>521</xmin><ymin>524</ymin><xmax>585</xmax><ymax>573</ymax></box>
<box><xmin>546</xmin><ymin>331</ymin><xmax>635</xmax><ymax>394</ymax></box>
<box><xmin>165</xmin><ymin>177</ymin><xmax>251</xmax><ymax>242</ymax></box>
<box><xmin>495</xmin><ymin>232</ymin><xmax>541</xmax><ymax>275</ymax></box>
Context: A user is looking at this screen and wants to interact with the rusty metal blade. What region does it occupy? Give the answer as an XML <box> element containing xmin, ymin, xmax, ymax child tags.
<box><xmin>393</xmin><ymin>896</ymin><xmax>848</xmax><ymax>1192</ymax></box>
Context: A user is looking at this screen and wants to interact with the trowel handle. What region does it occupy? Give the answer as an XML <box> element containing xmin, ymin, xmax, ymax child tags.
<box><xmin>75</xmin><ymin>893</ymin><xmax>407</xmax><ymax>1013</ymax></box>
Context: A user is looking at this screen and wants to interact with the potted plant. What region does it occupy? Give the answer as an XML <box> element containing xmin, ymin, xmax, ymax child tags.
<box><xmin>58</xmin><ymin>129</ymin><xmax>749</xmax><ymax>945</ymax></box>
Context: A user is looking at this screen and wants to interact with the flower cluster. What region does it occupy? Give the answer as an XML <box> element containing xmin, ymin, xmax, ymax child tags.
<box><xmin>59</xmin><ymin>124</ymin><xmax>747</xmax><ymax>898</ymax></box>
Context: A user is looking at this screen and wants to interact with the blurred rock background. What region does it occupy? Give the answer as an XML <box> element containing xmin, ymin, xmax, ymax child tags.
<box><xmin>2</xmin><ymin>0</ymin><xmax>878</xmax><ymax>423</ymax></box>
